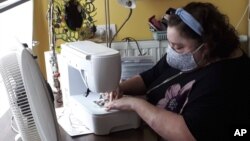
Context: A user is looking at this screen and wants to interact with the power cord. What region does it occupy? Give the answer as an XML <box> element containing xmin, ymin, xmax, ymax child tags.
<box><xmin>121</xmin><ymin>37</ymin><xmax>146</xmax><ymax>56</ymax></box>
<box><xmin>235</xmin><ymin>4</ymin><xmax>248</xmax><ymax>30</ymax></box>
<box><xmin>109</xmin><ymin>9</ymin><xmax>133</xmax><ymax>48</ymax></box>
<box><xmin>11</xmin><ymin>116</ymin><xmax>19</xmax><ymax>133</ymax></box>
<box><xmin>11</xmin><ymin>116</ymin><xmax>22</xmax><ymax>141</ymax></box>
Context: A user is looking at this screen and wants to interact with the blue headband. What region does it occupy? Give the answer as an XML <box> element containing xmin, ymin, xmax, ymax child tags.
<box><xmin>175</xmin><ymin>8</ymin><xmax>203</xmax><ymax>36</ymax></box>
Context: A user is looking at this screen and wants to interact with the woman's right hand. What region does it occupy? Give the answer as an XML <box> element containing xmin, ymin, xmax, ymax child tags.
<box><xmin>108</xmin><ymin>85</ymin><xmax>123</xmax><ymax>102</ymax></box>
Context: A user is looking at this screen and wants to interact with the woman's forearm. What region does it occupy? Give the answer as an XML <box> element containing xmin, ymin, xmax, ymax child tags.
<box><xmin>120</xmin><ymin>75</ymin><xmax>147</xmax><ymax>96</ymax></box>
<box><xmin>132</xmin><ymin>98</ymin><xmax>196</xmax><ymax>141</ymax></box>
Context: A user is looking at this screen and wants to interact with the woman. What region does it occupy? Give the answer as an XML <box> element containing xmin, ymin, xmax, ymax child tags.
<box><xmin>106</xmin><ymin>2</ymin><xmax>250</xmax><ymax>141</ymax></box>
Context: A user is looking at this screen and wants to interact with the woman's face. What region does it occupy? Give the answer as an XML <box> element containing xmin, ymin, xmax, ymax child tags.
<box><xmin>167</xmin><ymin>26</ymin><xmax>200</xmax><ymax>54</ymax></box>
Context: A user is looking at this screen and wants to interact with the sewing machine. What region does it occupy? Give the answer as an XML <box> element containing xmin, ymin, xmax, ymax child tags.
<box><xmin>59</xmin><ymin>41</ymin><xmax>141</xmax><ymax>135</ymax></box>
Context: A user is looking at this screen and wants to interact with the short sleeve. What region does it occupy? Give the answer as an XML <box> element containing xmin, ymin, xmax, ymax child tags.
<box><xmin>140</xmin><ymin>54</ymin><xmax>170</xmax><ymax>88</ymax></box>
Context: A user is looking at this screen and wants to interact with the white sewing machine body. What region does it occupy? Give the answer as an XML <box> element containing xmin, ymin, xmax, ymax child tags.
<box><xmin>59</xmin><ymin>41</ymin><xmax>141</xmax><ymax>135</ymax></box>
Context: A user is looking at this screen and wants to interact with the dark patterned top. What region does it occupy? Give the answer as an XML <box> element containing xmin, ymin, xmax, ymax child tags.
<box><xmin>140</xmin><ymin>53</ymin><xmax>250</xmax><ymax>141</ymax></box>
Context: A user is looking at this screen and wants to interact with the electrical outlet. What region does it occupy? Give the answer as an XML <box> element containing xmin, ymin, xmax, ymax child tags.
<box><xmin>95</xmin><ymin>24</ymin><xmax>116</xmax><ymax>40</ymax></box>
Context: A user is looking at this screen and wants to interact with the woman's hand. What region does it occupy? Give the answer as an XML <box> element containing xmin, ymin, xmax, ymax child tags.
<box><xmin>105</xmin><ymin>96</ymin><xmax>142</xmax><ymax>111</ymax></box>
<box><xmin>107</xmin><ymin>85</ymin><xmax>123</xmax><ymax>102</ymax></box>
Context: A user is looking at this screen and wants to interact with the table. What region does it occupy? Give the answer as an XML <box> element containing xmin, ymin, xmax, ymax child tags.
<box><xmin>0</xmin><ymin>109</ymin><xmax>159</xmax><ymax>141</ymax></box>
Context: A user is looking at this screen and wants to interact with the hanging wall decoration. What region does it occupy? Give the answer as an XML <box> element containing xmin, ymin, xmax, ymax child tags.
<box><xmin>53</xmin><ymin>0</ymin><xmax>97</xmax><ymax>44</ymax></box>
<box><xmin>46</xmin><ymin>0</ymin><xmax>96</xmax><ymax>108</ymax></box>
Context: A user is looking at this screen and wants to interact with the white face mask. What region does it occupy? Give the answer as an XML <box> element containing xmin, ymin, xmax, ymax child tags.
<box><xmin>166</xmin><ymin>43</ymin><xmax>204</xmax><ymax>72</ymax></box>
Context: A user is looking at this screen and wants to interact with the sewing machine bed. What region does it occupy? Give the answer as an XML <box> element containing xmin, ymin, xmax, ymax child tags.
<box><xmin>68</xmin><ymin>93</ymin><xmax>141</xmax><ymax>135</ymax></box>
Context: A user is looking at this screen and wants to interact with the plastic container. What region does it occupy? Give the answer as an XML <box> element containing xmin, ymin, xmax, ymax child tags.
<box><xmin>152</xmin><ymin>31</ymin><xmax>167</xmax><ymax>40</ymax></box>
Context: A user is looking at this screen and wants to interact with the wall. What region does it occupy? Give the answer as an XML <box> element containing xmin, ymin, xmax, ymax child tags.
<box><xmin>33</xmin><ymin>0</ymin><xmax>49</xmax><ymax>78</ymax></box>
<box><xmin>94</xmin><ymin>0</ymin><xmax>248</xmax><ymax>40</ymax></box>
<box><xmin>34</xmin><ymin>0</ymin><xmax>249</xmax><ymax>78</ymax></box>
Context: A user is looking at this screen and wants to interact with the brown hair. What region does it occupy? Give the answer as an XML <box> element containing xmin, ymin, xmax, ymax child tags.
<box><xmin>168</xmin><ymin>2</ymin><xmax>240</xmax><ymax>60</ymax></box>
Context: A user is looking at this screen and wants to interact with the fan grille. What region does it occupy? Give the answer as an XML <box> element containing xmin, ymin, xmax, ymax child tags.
<box><xmin>0</xmin><ymin>53</ymin><xmax>41</xmax><ymax>141</ymax></box>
